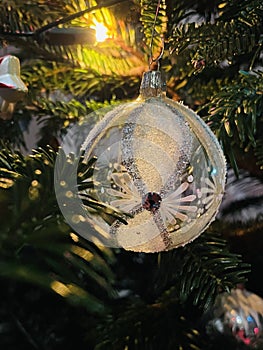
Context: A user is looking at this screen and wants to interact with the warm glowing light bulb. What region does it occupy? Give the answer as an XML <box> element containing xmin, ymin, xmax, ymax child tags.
<box><xmin>94</xmin><ymin>22</ymin><xmax>108</xmax><ymax>42</ymax></box>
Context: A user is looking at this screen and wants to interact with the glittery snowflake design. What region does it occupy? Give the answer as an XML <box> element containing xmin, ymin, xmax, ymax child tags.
<box><xmin>95</xmin><ymin>142</ymin><xmax>124</xmax><ymax>182</ymax></box>
<box><xmin>107</xmin><ymin>172</ymin><xmax>141</xmax><ymax>213</ymax></box>
<box><xmin>160</xmin><ymin>182</ymin><xmax>197</xmax><ymax>227</ymax></box>
<box><xmin>107</xmin><ymin>171</ymin><xmax>197</xmax><ymax>230</ymax></box>
<box><xmin>199</xmin><ymin>173</ymin><xmax>222</xmax><ymax>210</ymax></box>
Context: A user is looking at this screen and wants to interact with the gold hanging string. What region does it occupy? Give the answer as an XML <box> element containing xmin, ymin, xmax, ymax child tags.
<box><xmin>148</xmin><ymin>0</ymin><xmax>165</xmax><ymax>70</ymax></box>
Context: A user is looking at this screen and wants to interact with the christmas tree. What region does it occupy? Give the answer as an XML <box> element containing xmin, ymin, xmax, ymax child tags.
<box><xmin>0</xmin><ymin>1</ymin><xmax>263</xmax><ymax>349</ymax></box>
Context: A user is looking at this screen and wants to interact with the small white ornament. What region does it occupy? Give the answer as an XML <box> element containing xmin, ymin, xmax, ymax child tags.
<box><xmin>0</xmin><ymin>55</ymin><xmax>28</xmax><ymax>120</ymax></box>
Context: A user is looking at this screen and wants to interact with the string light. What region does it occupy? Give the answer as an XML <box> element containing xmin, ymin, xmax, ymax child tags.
<box><xmin>93</xmin><ymin>21</ymin><xmax>108</xmax><ymax>42</ymax></box>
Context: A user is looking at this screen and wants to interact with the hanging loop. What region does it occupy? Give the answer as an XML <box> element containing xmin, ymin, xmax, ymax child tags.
<box><xmin>149</xmin><ymin>35</ymin><xmax>164</xmax><ymax>70</ymax></box>
<box><xmin>148</xmin><ymin>0</ymin><xmax>164</xmax><ymax>70</ymax></box>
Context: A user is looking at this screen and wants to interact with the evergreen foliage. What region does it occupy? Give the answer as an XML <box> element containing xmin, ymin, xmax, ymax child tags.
<box><xmin>0</xmin><ymin>0</ymin><xmax>262</xmax><ymax>349</ymax></box>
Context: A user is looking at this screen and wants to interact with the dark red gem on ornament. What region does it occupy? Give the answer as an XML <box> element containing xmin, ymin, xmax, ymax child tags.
<box><xmin>193</xmin><ymin>59</ymin><xmax>206</xmax><ymax>71</ymax></box>
<box><xmin>142</xmin><ymin>192</ymin><xmax>162</xmax><ymax>213</ymax></box>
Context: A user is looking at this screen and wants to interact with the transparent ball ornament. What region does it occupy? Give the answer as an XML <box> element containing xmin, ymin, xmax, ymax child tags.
<box><xmin>206</xmin><ymin>288</ymin><xmax>263</xmax><ymax>347</ymax></box>
<box><xmin>80</xmin><ymin>71</ymin><xmax>226</xmax><ymax>253</ymax></box>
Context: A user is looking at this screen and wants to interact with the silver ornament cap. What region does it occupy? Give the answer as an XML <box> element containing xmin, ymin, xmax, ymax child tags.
<box><xmin>139</xmin><ymin>70</ymin><xmax>166</xmax><ymax>98</ymax></box>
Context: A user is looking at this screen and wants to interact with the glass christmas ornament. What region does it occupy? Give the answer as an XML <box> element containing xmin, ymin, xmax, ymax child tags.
<box><xmin>206</xmin><ymin>287</ymin><xmax>263</xmax><ymax>347</ymax></box>
<box><xmin>80</xmin><ymin>70</ymin><xmax>226</xmax><ymax>252</ymax></box>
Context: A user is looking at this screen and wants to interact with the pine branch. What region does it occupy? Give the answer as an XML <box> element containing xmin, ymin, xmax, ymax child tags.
<box><xmin>155</xmin><ymin>230</ymin><xmax>250</xmax><ymax>311</ymax></box>
<box><xmin>202</xmin><ymin>70</ymin><xmax>263</xmax><ymax>173</ymax></box>
<box><xmin>1</xmin><ymin>1</ymin><xmax>146</xmax><ymax>70</ymax></box>
<box><xmin>0</xmin><ymin>1</ymin><xmax>66</xmax><ymax>30</ymax></box>
<box><xmin>94</xmin><ymin>298</ymin><xmax>203</xmax><ymax>350</ymax></box>
<box><xmin>169</xmin><ymin>21</ymin><xmax>260</xmax><ymax>65</ymax></box>
<box><xmin>168</xmin><ymin>0</ymin><xmax>262</xmax><ymax>66</ymax></box>
<box><xmin>22</xmin><ymin>59</ymin><xmax>140</xmax><ymax>100</ymax></box>
<box><xmin>0</xmin><ymin>0</ymin><xmax>125</xmax><ymax>37</ymax></box>
<box><xmin>0</xmin><ymin>147</ymin><xmax>128</xmax><ymax>310</ymax></box>
<box><xmin>140</xmin><ymin>0</ymin><xmax>167</xmax><ymax>62</ymax></box>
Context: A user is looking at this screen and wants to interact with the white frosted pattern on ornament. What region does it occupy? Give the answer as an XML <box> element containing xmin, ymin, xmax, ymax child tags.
<box><xmin>81</xmin><ymin>102</ymin><xmax>137</xmax><ymax>158</ymax></box>
<box><xmin>122</xmin><ymin>100</ymin><xmax>192</xmax><ymax>192</ymax></box>
<box><xmin>127</xmin><ymin>138</ymin><xmax>178</xmax><ymax>192</ymax></box>
<box><xmin>113</xmin><ymin>210</ymin><xmax>166</xmax><ymax>250</ymax></box>
<box><xmin>81</xmin><ymin>93</ymin><xmax>226</xmax><ymax>253</ymax></box>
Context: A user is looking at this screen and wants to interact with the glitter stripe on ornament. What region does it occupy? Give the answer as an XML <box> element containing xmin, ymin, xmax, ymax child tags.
<box><xmin>152</xmin><ymin>209</ymin><xmax>172</xmax><ymax>249</ymax></box>
<box><xmin>121</xmin><ymin>112</ymin><xmax>148</xmax><ymax>197</ymax></box>
<box><xmin>121</xmin><ymin>109</ymin><xmax>173</xmax><ymax>249</ymax></box>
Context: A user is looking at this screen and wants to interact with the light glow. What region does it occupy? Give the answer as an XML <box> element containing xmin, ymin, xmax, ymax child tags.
<box><xmin>93</xmin><ymin>21</ymin><xmax>108</xmax><ymax>42</ymax></box>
